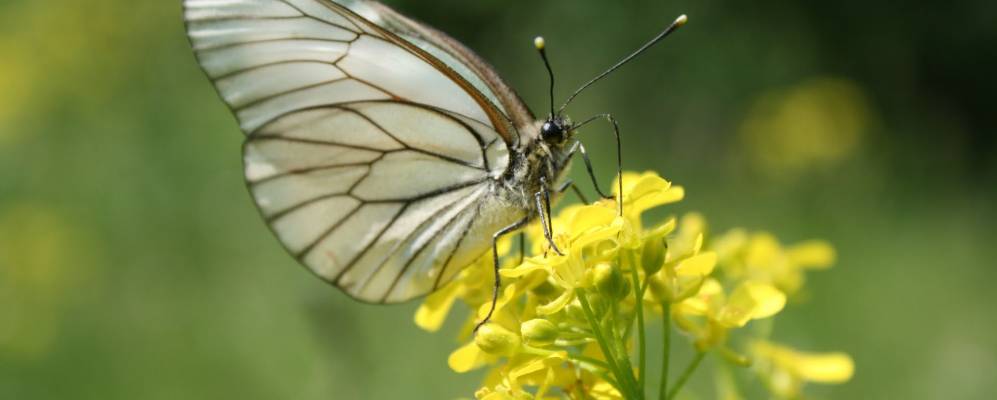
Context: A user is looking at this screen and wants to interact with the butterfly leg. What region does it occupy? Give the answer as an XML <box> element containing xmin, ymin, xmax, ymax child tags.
<box><xmin>517</xmin><ymin>232</ymin><xmax>526</xmax><ymax>266</ymax></box>
<box><xmin>475</xmin><ymin>216</ymin><xmax>530</xmax><ymax>332</ymax></box>
<box><xmin>575</xmin><ymin>114</ymin><xmax>624</xmax><ymax>216</ymax></box>
<box><xmin>535</xmin><ymin>177</ymin><xmax>564</xmax><ymax>256</ymax></box>
<box><xmin>555</xmin><ymin>178</ymin><xmax>591</xmax><ymax>204</ymax></box>
<box><xmin>566</xmin><ymin>141</ymin><xmax>614</xmax><ymax>200</ymax></box>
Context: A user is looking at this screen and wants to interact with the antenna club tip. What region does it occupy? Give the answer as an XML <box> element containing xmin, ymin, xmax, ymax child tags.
<box><xmin>675</xmin><ymin>14</ymin><xmax>688</xmax><ymax>26</ymax></box>
<box><xmin>534</xmin><ymin>36</ymin><xmax>546</xmax><ymax>50</ymax></box>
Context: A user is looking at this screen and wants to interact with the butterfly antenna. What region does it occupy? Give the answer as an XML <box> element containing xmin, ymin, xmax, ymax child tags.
<box><xmin>534</xmin><ymin>36</ymin><xmax>556</xmax><ymax>118</ymax></box>
<box><xmin>557</xmin><ymin>14</ymin><xmax>688</xmax><ymax>114</ymax></box>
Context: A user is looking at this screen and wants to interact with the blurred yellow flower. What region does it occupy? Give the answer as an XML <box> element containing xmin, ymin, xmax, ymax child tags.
<box><xmin>751</xmin><ymin>340</ymin><xmax>854</xmax><ymax>399</ymax></box>
<box><xmin>739</xmin><ymin>77</ymin><xmax>873</xmax><ymax>178</ymax></box>
<box><xmin>712</xmin><ymin>229</ymin><xmax>835</xmax><ymax>296</ymax></box>
<box><xmin>674</xmin><ymin>279</ymin><xmax>786</xmax><ymax>350</ymax></box>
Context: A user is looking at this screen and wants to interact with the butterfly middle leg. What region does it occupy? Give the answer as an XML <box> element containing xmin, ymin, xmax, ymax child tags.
<box><xmin>475</xmin><ymin>216</ymin><xmax>530</xmax><ymax>332</ymax></box>
<box><xmin>555</xmin><ymin>178</ymin><xmax>591</xmax><ymax>204</ymax></box>
<box><xmin>566</xmin><ymin>141</ymin><xmax>614</xmax><ymax>200</ymax></box>
<box><xmin>535</xmin><ymin>177</ymin><xmax>564</xmax><ymax>257</ymax></box>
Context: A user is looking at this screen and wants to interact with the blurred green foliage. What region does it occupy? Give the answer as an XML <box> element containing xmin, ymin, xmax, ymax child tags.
<box><xmin>1</xmin><ymin>0</ymin><xmax>994</xmax><ymax>398</ymax></box>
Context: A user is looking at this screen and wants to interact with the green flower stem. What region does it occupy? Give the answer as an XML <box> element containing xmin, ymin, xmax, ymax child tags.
<box><xmin>622</xmin><ymin>278</ymin><xmax>651</xmax><ymax>342</ymax></box>
<box><xmin>666</xmin><ymin>351</ymin><xmax>706</xmax><ymax>400</ymax></box>
<box><xmin>657</xmin><ymin>302</ymin><xmax>671</xmax><ymax>400</ymax></box>
<box><xmin>608</xmin><ymin>295</ymin><xmax>641</xmax><ymax>399</ymax></box>
<box><xmin>627</xmin><ymin>252</ymin><xmax>647</xmax><ymax>391</ymax></box>
<box><xmin>608</xmin><ymin>309</ymin><xmax>641</xmax><ymax>399</ymax></box>
<box><xmin>577</xmin><ymin>289</ymin><xmax>637</xmax><ymax>399</ymax></box>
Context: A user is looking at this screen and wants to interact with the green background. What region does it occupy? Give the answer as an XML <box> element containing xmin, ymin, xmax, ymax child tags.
<box><xmin>2</xmin><ymin>0</ymin><xmax>994</xmax><ymax>398</ymax></box>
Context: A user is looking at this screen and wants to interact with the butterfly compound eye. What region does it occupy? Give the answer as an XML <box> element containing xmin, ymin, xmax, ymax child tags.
<box><xmin>540</xmin><ymin>120</ymin><xmax>565</xmax><ymax>141</ymax></box>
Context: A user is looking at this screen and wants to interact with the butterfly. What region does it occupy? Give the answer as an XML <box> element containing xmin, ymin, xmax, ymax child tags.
<box><xmin>183</xmin><ymin>0</ymin><xmax>685</xmax><ymax>324</ymax></box>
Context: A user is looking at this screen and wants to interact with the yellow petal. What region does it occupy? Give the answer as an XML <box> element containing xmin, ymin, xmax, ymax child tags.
<box><xmin>711</xmin><ymin>228</ymin><xmax>749</xmax><ymax>261</ymax></box>
<box><xmin>674</xmin><ymin>252</ymin><xmax>717</xmax><ymax>277</ymax></box>
<box><xmin>414</xmin><ymin>281</ymin><xmax>460</xmax><ymax>332</ymax></box>
<box><xmin>722</xmin><ymin>282</ymin><xmax>785</xmax><ymax>327</ymax></box>
<box><xmin>744</xmin><ymin>233</ymin><xmax>782</xmax><ymax>267</ymax></box>
<box><xmin>448</xmin><ymin>341</ymin><xmax>488</xmax><ymax>373</ymax></box>
<box><xmin>643</xmin><ymin>217</ymin><xmax>678</xmax><ymax>239</ymax></box>
<box><xmin>787</xmin><ymin>240</ymin><xmax>836</xmax><ymax>270</ymax></box>
<box><xmin>667</xmin><ymin>213</ymin><xmax>708</xmax><ymax>260</ymax></box>
<box><xmin>629</xmin><ymin>177</ymin><xmax>684</xmax><ymax>213</ymax></box>
<box><xmin>479</xmin><ymin>391</ymin><xmax>517</xmax><ymax>400</ymax></box>
<box><xmin>614</xmin><ymin>171</ymin><xmax>653</xmax><ymax>195</ymax></box>
<box><xmin>508</xmin><ymin>352</ymin><xmax>565</xmax><ymax>383</ymax></box>
<box><xmin>678</xmin><ymin>278</ymin><xmax>723</xmax><ymax>316</ymax></box>
<box><xmin>569</xmin><ymin>205</ymin><xmax>618</xmax><ymax>236</ymax></box>
<box><xmin>743</xmin><ymin>283</ymin><xmax>786</xmax><ymax>319</ymax></box>
<box><xmin>476</xmin><ymin>283</ymin><xmax>519</xmax><ymax>321</ymax></box>
<box><xmin>502</xmin><ymin>259</ymin><xmax>553</xmax><ymax>278</ymax></box>
<box><xmin>792</xmin><ymin>352</ymin><xmax>855</xmax><ymax>383</ymax></box>
<box><xmin>536</xmin><ymin>289</ymin><xmax>574</xmax><ymax>315</ymax></box>
<box><xmin>590</xmin><ymin>379</ymin><xmax>625</xmax><ymax>400</ymax></box>
<box><xmin>753</xmin><ymin>341</ymin><xmax>855</xmax><ymax>384</ymax></box>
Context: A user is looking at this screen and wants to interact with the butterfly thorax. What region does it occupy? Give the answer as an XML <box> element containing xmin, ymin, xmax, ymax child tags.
<box><xmin>496</xmin><ymin>117</ymin><xmax>575</xmax><ymax>212</ymax></box>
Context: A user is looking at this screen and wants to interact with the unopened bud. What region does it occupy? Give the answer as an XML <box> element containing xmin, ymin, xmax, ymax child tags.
<box><xmin>641</xmin><ymin>235</ymin><xmax>667</xmax><ymax>275</ymax></box>
<box><xmin>475</xmin><ymin>324</ymin><xmax>521</xmax><ymax>355</ymax></box>
<box><xmin>592</xmin><ymin>262</ymin><xmax>629</xmax><ymax>300</ymax></box>
<box><xmin>520</xmin><ymin>319</ymin><xmax>558</xmax><ymax>347</ymax></box>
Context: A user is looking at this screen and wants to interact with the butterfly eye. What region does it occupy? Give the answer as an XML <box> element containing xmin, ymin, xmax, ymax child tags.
<box><xmin>541</xmin><ymin>120</ymin><xmax>566</xmax><ymax>141</ymax></box>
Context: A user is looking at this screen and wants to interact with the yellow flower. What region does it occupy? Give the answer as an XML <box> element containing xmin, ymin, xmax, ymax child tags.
<box><xmin>648</xmin><ymin>213</ymin><xmax>718</xmax><ymax>303</ymax></box>
<box><xmin>751</xmin><ymin>340</ymin><xmax>854</xmax><ymax>399</ymax></box>
<box><xmin>674</xmin><ymin>278</ymin><xmax>786</xmax><ymax>350</ymax></box>
<box><xmin>448</xmin><ymin>280</ymin><xmax>534</xmax><ymax>373</ymax></box>
<box><xmin>712</xmin><ymin>230</ymin><xmax>835</xmax><ymax>296</ymax></box>
<box><xmin>505</xmin><ymin>203</ymin><xmax>625</xmax><ymax>316</ymax></box>
<box><xmin>414</xmin><ymin>170</ymin><xmax>848</xmax><ymax>399</ymax></box>
<box><xmin>615</xmin><ymin>171</ymin><xmax>686</xmax><ymax>227</ymax></box>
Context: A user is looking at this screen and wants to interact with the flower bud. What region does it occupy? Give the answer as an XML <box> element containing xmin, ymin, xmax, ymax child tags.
<box><xmin>591</xmin><ymin>262</ymin><xmax>629</xmax><ymax>300</ymax></box>
<box><xmin>520</xmin><ymin>319</ymin><xmax>558</xmax><ymax>347</ymax></box>
<box><xmin>641</xmin><ymin>235</ymin><xmax>667</xmax><ymax>275</ymax></box>
<box><xmin>474</xmin><ymin>324</ymin><xmax>521</xmax><ymax>355</ymax></box>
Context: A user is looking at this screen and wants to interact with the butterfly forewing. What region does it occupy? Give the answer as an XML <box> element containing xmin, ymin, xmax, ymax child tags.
<box><xmin>343</xmin><ymin>0</ymin><xmax>535</xmax><ymax>129</ymax></box>
<box><xmin>184</xmin><ymin>0</ymin><xmax>529</xmax><ymax>302</ymax></box>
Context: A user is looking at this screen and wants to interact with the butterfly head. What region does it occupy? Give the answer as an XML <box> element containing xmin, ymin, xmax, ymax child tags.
<box><xmin>540</xmin><ymin>115</ymin><xmax>572</xmax><ymax>146</ymax></box>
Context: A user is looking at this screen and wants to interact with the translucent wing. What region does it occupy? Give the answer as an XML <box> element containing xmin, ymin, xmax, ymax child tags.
<box><xmin>339</xmin><ymin>0</ymin><xmax>536</xmax><ymax>131</ymax></box>
<box><xmin>184</xmin><ymin>0</ymin><xmax>528</xmax><ymax>302</ymax></box>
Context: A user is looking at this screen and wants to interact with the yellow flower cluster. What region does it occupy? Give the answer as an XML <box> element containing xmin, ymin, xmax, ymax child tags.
<box><xmin>414</xmin><ymin>172</ymin><xmax>853</xmax><ymax>399</ymax></box>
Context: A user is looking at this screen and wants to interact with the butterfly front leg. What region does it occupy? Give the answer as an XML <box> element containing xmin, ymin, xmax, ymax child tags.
<box><xmin>535</xmin><ymin>176</ymin><xmax>564</xmax><ymax>257</ymax></box>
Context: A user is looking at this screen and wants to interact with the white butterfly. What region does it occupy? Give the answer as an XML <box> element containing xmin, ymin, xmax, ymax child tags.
<box><xmin>183</xmin><ymin>0</ymin><xmax>685</xmax><ymax>318</ymax></box>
